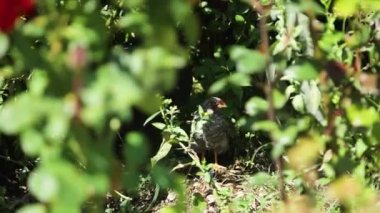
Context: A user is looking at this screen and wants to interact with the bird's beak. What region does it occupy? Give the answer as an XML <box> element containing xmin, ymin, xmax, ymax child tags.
<box><xmin>216</xmin><ymin>100</ymin><xmax>227</xmax><ymax>108</ymax></box>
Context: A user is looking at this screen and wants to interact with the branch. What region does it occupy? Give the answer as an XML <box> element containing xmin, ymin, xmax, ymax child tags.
<box><xmin>251</xmin><ymin>0</ymin><xmax>287</xmax><ymax>201</ymax></box>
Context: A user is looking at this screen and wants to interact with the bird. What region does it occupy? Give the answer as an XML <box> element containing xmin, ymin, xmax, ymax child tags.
<box><xmin>190</xmin><ymin>97</ymin><xmax>234</xmax><ymax>171</ymax></box>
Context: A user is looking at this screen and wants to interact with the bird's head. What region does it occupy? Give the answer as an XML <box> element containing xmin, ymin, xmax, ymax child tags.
<box><xmin>201</xmin><ymin>97</ymin><xmax>227</xmax><ymax>111</ymax></box>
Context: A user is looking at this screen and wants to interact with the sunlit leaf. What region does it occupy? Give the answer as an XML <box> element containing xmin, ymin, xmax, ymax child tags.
<box><xmin>283</xmin><ymin>61</ymin><xmax>319</xmax><ymax>81</ymax></box>
<box><xmin>0</xmin><ymin>94</ymin><xmax>44</xmax><ymax>134</ymax></box>
<box><xmin>285</xmin><ymin>85</ymin><xmax>297</xmax><ymax>99</ymax></box>
<box><xmin>28</xmin><ymin>70</ymin><xmax>48</xmax><ymax>96</ymax></box>
<box><xmin>272</xmin><ymin>143</ymin><xmax>285</xmax><ymax>159</ymax></box>
<box><xmin>152</xmin><ymin>122</ymin><xmax>166</xmax><ymax>130</ymax></box>
<box><xmin>230</xmin><ymin>46</ymin><xmax>267</xmax><ymax>74</ymax></box>
<box><xmin>334</xmin><ymin>0</ymin><xmax>359</xmax><ymax>17</ymax></box>
<box><xmin>28</xmin><ymin>169</ymin><xmax>59</xmax><ymax>202</ymax></box>
<box><xmin>292</xmin><ymin>94</ymin><xmax>305</xmax><ymax>113</ymax></box>
<box><xmin>20</xmin><ymin>129</ymin><xmax>44</xmax><ymax>157</ymax></box>
<box><xmin>143</xmin><ymin>111</ymin><xmax>161</xmax><ymax>126</ymax></box>
<box><xmin>287</xmin><ymin>135</ymin><xmax>323</xmax><ymax>171</ymax></box>
<box><xmin>273</xmin><ymin>89</ymin><xmax>287</xmax><ymax>109</ymax></box>
<box><xmin>301</xmin><ymin>81</ymin><xmax>325</xmax><ymax>125</ymax></box>
<box><xmin>346</xmin><ymin>105</ymin><xmax>379</xmax><ymax>127</ymax></box>
<box><xmin>355</xmin><ymin>139</ymin><xmax>368</xmax><ymax>158</ymax></box>
<box><xmin>252</xmin><ymin>120</ymin><xmax>278</xmax><ymax>132</ymax></box>
<box><xmin>245</xmin><ymin>97</ymin><xmax>268</xmax><ymax>116</ymax></box>
<box><xmin>327</xmin><ymin>176</ymin><xmax>363</xmax><ymax>203</ymax></box>
<box><xmin>17</xmin><ymin>204</ymin><xmax>47</xmax><ymax>213</ymax></box>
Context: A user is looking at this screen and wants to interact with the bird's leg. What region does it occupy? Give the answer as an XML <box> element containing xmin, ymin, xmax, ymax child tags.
<box><xmin>213</xmin><ymin>151</ymin><xmax>226</xmax><ymax>173</ymax></box>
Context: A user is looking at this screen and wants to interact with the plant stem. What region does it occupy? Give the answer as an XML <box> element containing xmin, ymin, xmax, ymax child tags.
<box><xmin>251</xmin><ymin>0</ymin><xmax>287</xmax><ymax>201</ymax></box>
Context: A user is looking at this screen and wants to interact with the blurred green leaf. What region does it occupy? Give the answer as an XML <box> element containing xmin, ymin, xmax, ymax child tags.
<box><xmin>17</xmin><ymin>204</ymin><xmax>47</xmax><ymax>213</ymax></box>
<box><xmin>209</xmin><ymin>73</ymin><xmax>250</xmax><ymax>94</ymax></box>
<box><xmin>283</xmin><ymin>61</ymin><xmax>319</xmax><ymax>81</ymax></box>
<box><xmin>20</xmin><ymin>129</ymin><xmax>44</xmax><ymax>157</ymax></box>
<box><xmin>347</xmin><ymin>105</ymin><xmax>379</xmax><ymax>127</ymax></box>
<box><xmin>252</xmin><ymin>120</ymin><xmax>278</xmax><ymax>132</ymax></box>
<box><xmin>301</xmin><ymin>81</ymin><xmax>325</xmax><ymax>125</ymax></box>
<box><xmin>230</xmin><ymin>46</ymin><xmax>267</xmax><ymax>74</ymax></box>
<box><xmin>28</xmin><ymin>169</ymin><xmax>59</xmax><ymax>202</ymax></box>
<box><xmin>355</xmin><ymin>139</ymin><xmax>367</xmax><ymax>158</ymax></box>
<box><xmin>292</xmin><ymin>94</ymin><xmax>305</xmax><ymax>113</ymax></box>
<box><xmin>245</xmin><ymin>97</ymin><xmax>268</xmax><ymax>116</ymax></box>
<box><xmin>125</xmin><ymin>132</ymin><xmax>149</xmax><ymax>167</ymax></box>
<box><xmin>334</xmin><ymin>0</ymin><xmax>359</xmax><ymax>17</ymax></box>
<box><xmin>28</xmin><ymin>70</ymin><xmax>48</xmax><ymax>96</ymax></box>
<box><xmin>0</xmin><ymin>32</ymin><xmax>9</xmax><ymax>59</ymax></box>
<box><xmin>273</xmin><ymin>89</ymin><xmax>287</xmax><ymax>109</ymax></box>
<box><xmin>272</xmin><ymin>143</ymin><xmax>285</xmax><ymax>159</ymax></box>
<box><xmin>0</xmin><ymin>94</ymin><xmax>44</xmax><ymax>134</ymax></box>
<box><xmin>285</xmin><ymin>85</ymin><xmax>297</xmax><ymax>99</ymax></box>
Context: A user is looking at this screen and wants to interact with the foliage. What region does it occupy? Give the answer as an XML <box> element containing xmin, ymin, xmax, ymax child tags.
<box><xmin>0</xmin><ymin>0</ymin><xmax>380</xmax><ymax>212</ymax></box>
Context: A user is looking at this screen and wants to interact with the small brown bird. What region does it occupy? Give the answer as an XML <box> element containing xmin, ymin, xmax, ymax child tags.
<box><xmin>190</xmin><ymin>97</ymin><xmax>234</xmax><ymax>170</ymax></box>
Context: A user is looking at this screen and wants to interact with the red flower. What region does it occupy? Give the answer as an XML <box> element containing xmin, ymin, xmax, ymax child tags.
<box><xmin>0</xmin><ymin>0</ymin><xmax>35</xmax><ymax>33</ymax></box>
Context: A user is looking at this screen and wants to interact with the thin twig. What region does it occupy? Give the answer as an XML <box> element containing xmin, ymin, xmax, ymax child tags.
<box><xmin>251</xmin><ymin>0</ymin><xmax>287</xmax><ymax>201</ymax></box>
<box><xmin>0</xmin><ymin>154</ymin><xmax>25</xmax><ymax>166</ymax></box>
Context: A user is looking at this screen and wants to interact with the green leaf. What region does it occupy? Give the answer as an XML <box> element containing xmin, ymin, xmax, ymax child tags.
<box><xmin>362</xmin><ymin>0</ymin><xmax>380</xmax><ymax>12</ymax></box>
<box><xmin>334</xmin><ymin>0</ymin><xmax>359</xmax><ymax>17</ymax></box>
<box><xmin>0</xmin><ymin>32</ymin><xmax>9</xmax><ymax>59</ymax></box>
<box><xmin>151</xmin><ymin>142</ymin><xmax>172</xmax><ymax>167</ymax></box>
<box><xmin>273</xmin><ymin>89</ymin><xmax>287</xmax><ymax>109</ymax></box>
<box><xmin>292</xmin><ymin>94</ymin><xmax>305</xmax><ymax>113</ymax></box>
<box><xmin>301</xmin><ymin>81</ymin><xmax>320</xmax><ymax>114</ymax></box>
<box><xmin>44</xmin><ymin>112</ymin><xmax>70</xmax><ymax>142</ymax></box>
<box><xmin>283</xmin><ymin>61</ymin><xmax>319</xmax><ymax>81</ymax></box>
<box><xmin>301</xmin><ymin>81</ymin><xmax>325</xmax><ymax>125</ymax></box>
<box><xmin>28</xmin><ymin>70</ymin><xmax>49</xmax><ymax>96</ymax></box>
<box><xmin>209</xmin><ymin>73</ymin><xmax>251</xmax><ymax>94</ymax></box>
<box><xmin>235</xmin><ymin>15</ymin><xmax>245</xmax><ymax>23</ymax></box>
<box><xmin>230</xmin><ymin>46</ymin><xmax>267</xmax><ymax>74</ymax></box>
<box><xmin>152</xmin><ymin>122</ymin><xmax>166</xmax><ymax>130</ymax></box>
<box><xmin>20</xmin><ymin>129</ymin><xmax>44</xmax><ymax>157</ymax></box>
<box><xmin>271</xmin><ymin>143</ymin><xmax>285</xmax><ymax>159</ymax></box>
<box><xmin>0</xmin><ymin>94</ymin><xmax>44</xmax><ymax>134</ymax></box>
<box><xmin>252</xmin><ymin>120</ymin><xmax>278</xmax><ymax>132</ymax></box>
<box><xmin>28</xmin><ymin>169</ymin><xmax>59</xmax><ymax>202</ymax></box>
<box><xmin>143</xmin><ymin>111</ymin><xmax>161</xmax><ymax>126</ymax></box>
<box><xmin>273</xmin><ymin>126</ymin><xmax>298</xmax><ymax>146</ymax></box>
<box><xmin>346</xmin><ymin>105</ymin><xmax>379</xmax><ymax>127</ymax></box>
<box><xmin>229</xmin><ymin>73</ymin><xmax>251</xmax><ymax>86</ymax></box>
<box><xmin>17</xmin><ymin>204</ymin><xmax>47</xmax><ymax>213</ymax></box>
<box><xmin>209</xmin><ymin>77</ymin><xmax>228</xmax><ymax>94</ymax></box>
<box><xmin>355</xmin><ymin>139</ymin><xmax>367</xmax><ymax>158</ymax></box>
<box><xmin>245</xmin><ymin>97</ymin><xmax>268</xmax><ymax>116</ymax></box>
<box><xmin>285</xmin><ymin>85</ymin><xmax>297</xmax><ymax>99</ymax></box>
